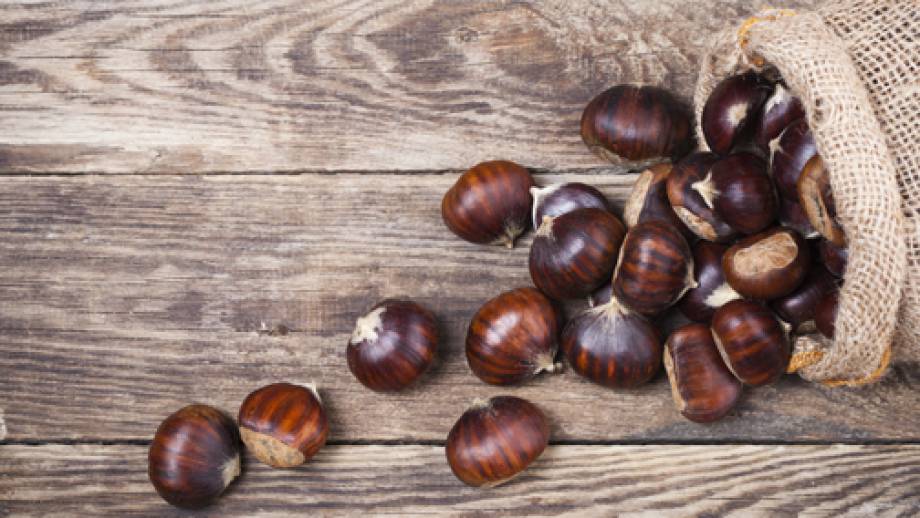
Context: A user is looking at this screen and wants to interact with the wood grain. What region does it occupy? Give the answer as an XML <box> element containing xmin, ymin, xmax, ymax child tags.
<box><xmin>0</xmin><ymin>0</ymin><xmax>819</xmax><ymax>173</ymax></box>
<box><xmin>2</xmin><ymin>444</ymin><xmax>919</xmax><ymax>516</ymax></box>
<box><xmin>0</xmin><ymin>173</ymin><xmax>917</xmax><ymax>443</ymax></box>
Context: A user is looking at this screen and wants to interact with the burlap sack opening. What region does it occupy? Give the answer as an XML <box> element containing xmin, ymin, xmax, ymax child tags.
<box><xmin>693</xmin><ymin>0</ymin><xmax>919</xmax><ymax>386</ymax></box>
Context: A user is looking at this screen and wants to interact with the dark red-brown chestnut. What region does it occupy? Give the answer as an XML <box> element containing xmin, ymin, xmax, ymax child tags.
<box><xmin>589</xmin><ymin>280</ymin><xmax>612</xmax><ymax>307</ymax></box>
<box><xmin>562</xmin><ymin>297</ymin><xmax>661</xmax><ymax>388</ymax></box>
<box><xmin>770</xmin><ymin>266</ymin><xmax>838</xmax><ymax>330</ymax></box>
<box><xmin>771</xmin><ymin>118</ymin><xmax>817</xmax><ymax>200</ymax></box>
<box><xmin>664</xmin><ymin>323</ymin><xmax>742</xmax><ymax>423</ymax></box>
<box><xmin>667</xmin><ymin>152</ymin><xmax>737</xmax><ymax>242</ymax></box>
<box><xmin>581</xmin><ymin>84</ymin><xmax>693</xmax><ymax>164</ymax></box>
<box><xmin>446</xmin><ymin>396</ymin><xmax>549</xmax><ymax>488</ymax></box>
<box><xmin>723</xmin><ymin>227</ymin><xmax>810</xmax><ymax>300</ymax></box>
<box><xmin>466</xmin><ymin>287</ymin><xmax>560</xmax><ymax>385</ymax></box>
<box><xmin>613</xmin><ymin>220</ymin><xmax>695</xmax><ymax>316</ymax></box>
<box><xmin>530</xmin><ymin>208</ymin><xmax>626</xmax><ymax>300</ymax></box>
<box><xmin>441</xmin><ymin>160</ymin><xmax>534</xmax><ymax>248</ymax></box>
<box><xmin>705</xmin><ymin>152</ymin><xmax>777</xmax><ymax>234</ymax></box>
<box><xmin>797</xmin><ymin>155</ymin><xmax>846</xmax><ymax>247</ymax></box>
<box><xmin>530</xmin><ymin>182</ymin><xmax>609</xmax><ymax>229</ymax></box>
<box><xmin>819</xmin><ymin>239</ymin><xmax>848</xmax><ymax>278</ymax></box>
<box><xmin>347</xmin><ymin>299</ymin><xmax>438</xmax><ymax>392</ymax></box>
<box><xmin>148</xmin><ymin>405</ymin><xmax>241</xmax><ymax>509</ymax></box>
<box><xmin>711</xmin><ymin>299</ymin><xmax>790</xmax><ymax>386</ymax></box>
<box><xmin>238</xmin><ymin>383</ymin><xmax>328</xmax><ymax>468</ymax></box>
<box><xmin>814</xmin><ymin>290</ymin><xmax>839</xmax><ymax>339</ymax></box>
<box><xmin>754</xmin><ymin>83</ymin><xmax>805</xmax><ymax>153</ymax></box>
<box><xmin>778</xmin><ymin>195</ymin><xmax>819</xmax><ymax>239</ymax></box>
<box><xmin>677</xmin><ymin>241</ymin><xmax>739</xmax><ymax>323</ymax></box>
<box><xmin>701</xmin><ymin>72</ymin><xmax>773</xmax><ymax>155</ymax></box>
<box><xmin>623</xmin><ymin>162</ymin><xmax>693</xmax><ymax>239</ymax></box>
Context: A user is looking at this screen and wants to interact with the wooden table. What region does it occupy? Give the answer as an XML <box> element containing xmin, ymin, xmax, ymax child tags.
<box><xmin>1</xmin><ymin>1</ymin><xmax>918</xmax><ymax>515</ymax></box>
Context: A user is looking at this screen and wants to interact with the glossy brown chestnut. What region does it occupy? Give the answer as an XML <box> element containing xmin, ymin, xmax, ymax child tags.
<box><xmin>613</xmin><ymin>220</ymin><xmax>695</xmax><ymax>316</ymax></box>
<box><xmin>770</xmin><ymin>266</ymin><xmax>838</xmax><ymax>329</ymax></box>
<box><xmin>441</xmin><ymin>160</ymin><xmax>534</xmax><ymax>248</ymax></box>
<box><xmin>770</xmin><ymin>118</ymin><xmax>817</xmax><ymax>199</ymax></box>
<box><xmin>815</xmin><ymin>290</ymin><xmax>839</xmax><ymax>339</ymax></box>
<box><xmin>677</xmin><ymin>241</ymin><xmax>739</xmax><ymax>323</ymax></box>
<box><xmin>581</xmin><ymin>84</ymin><xmax>693</xmax><ymax>164</ymax></box>
<box><xmin>530</xmin><ymin>207</ymin><xmax>626</xmax><ymax>300</ymax></box>
<box><xmin>446</xmin><ymin>396</ymin><xmax>549</xmax><ymax>488</ymax></box>
<box><xmin>667</xmin><ymin>152</ymin><xmax>737</xmax><ymax>242</ymax></box>
<box><xmin>701</xmin><ymin>72</ymin><xmax>773</xmax><ymax>155</ymax></box>
<box><xmin>466</xmin><ymin>287</ymin><xmax>560</xmax><ymax>385</ymax></box>
<box><xmin>148</xmin><ymin>405</ymin><xmax>241</xmax><ymax>509</ymax></box>
<box><xmin>530</xmin><ymin>182</ymin><xmax>609</xmax><ymax>229</ymax></box>
<box><xmin>623</xmin><ymin>162</ymin><xmax>693</xmax><ymax>239</ymax></box>
<box><xmin>562</xmin><ymin>298</ymin><xmax>661</xmax><ymax>388</ymax></box>
<box><xmin>723</xmin><ymin>227</ymin><xmax>810</xmax><ymax>300</ymax></box>
<box><xmin>797</xmin><ymin>155</ymin><xmax>846</xmax><ymax>247</ymax></box>
<box><xmin>754</xmin><ymin>83</ymin><xmax>804</xmax><ymax>153</ymax></box>
<box><xmin>238</xmin><ymin>383</ymin><xmax>328</xmax><ymax>468</ymax></box>
<box><xmin>711</xmin><ymin>299</ymin><xmax>790</xmax><ymax>386</ymax></box>
<box><xmin>819</xmin><ymin>239</ymin><xmax>848</xmax><ymax>278</ymax></box>
<box><xmin>778</xmin><ymin>195</ymin><xmax>819</xmax><ymax>239</ymax></box>
<box><xmin>588</xmin><ymin>280</ymin><xmax>613</xmax><ymax>307</ymax></box>
<box><xmin>664</xmin><ymin>323</ymin><xmax>742</xmax><ymax>423</ymax></box>
<box><xmin>347</xmin><ymin>299</ymin><xmax>438</xmax><ymax>392</ymax></box>
<box><xmin>707</xmin><ymin>152</ymin><xmax>777</xmax><ymax>234</ymax></box>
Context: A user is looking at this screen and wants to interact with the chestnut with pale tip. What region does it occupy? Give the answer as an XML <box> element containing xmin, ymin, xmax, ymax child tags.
<box><xmin>664</xmin><ymin>323</ymin><xmax>742</xmax><ymax>423</ymax></box>
<box><xmin>770</xmin><ymin>118</ymin><xmax>817</xmax><ymax>200</ymax></box>
<box><xmin>754</xmin><ymin>83</ymin><xmax>804</xmax><ymax>153</ymax></box>
<box><xmin>797</xmin><ymin>155</ymin><xmax>846</xmax><ymax>247</ymax></box>
<box><xmin>562</xmin><ymin>297</ymin><xmax>661</xmax><ymax>388</ymax></box>
<box><xmin>581</xmin><ymin>84</ymin><xmax>693</xmax><ymax>165</ymax></box>
<box><xmin>699</xmin><ymin>152</ymin><xmax>777</xmax><ymax>235</ymax></box>
<box><xmin>530</xmin><ymin>182</ymin><xmax>609</xmax><ymax>229</ymax></box>
<box><xmin>723</xmin><ymin>227</ymin><xmax>811</xmax><ymax>300</ymax></box>
<box><xmin>701</xmin><ymin>72</ymin><xmax>773</xmax><ymax>155</ymax></box>
<box><xmin>529</xmin><ymin>207</ymin><xmax>626</xmax><ymax>300</ymax></box>
<box><xmin>347</xmin><ymin>299</ymin><xmax>438</xmax><ymax>392</ymax></box>
<box><xmin>623</xmin><ymin>162</ymin><xmax>693</xmax><ymax>239</ymax></box>
<box><xmin>441</xmin><ymin>160</ymin><xmax>534</xmax><ymax>248</ymax></box>
<box><xmin>819</xmin><ymin>239</ymin><xmax>848</xmax><ymax>278</ymax></box>
<box><xmin>238</xmin><ymin>383</ymin><xmax>328</xmax><ymax>468</ymax></box>
<box><xmin>612</xmin><ymin>220</ymin><xmax>695</xmax><ymax>316</ymax></box>
<box><xmin>677</xmin><ymin>241</ymin><xmax>739</xmax><ymax>323</ymax></box>
<box><xmin>770</xmin><ymin>266</ymin><xmax>838</xmax><ymax>330</ymax></box>
<box><xmin>148</xmin><ymin>405</ymin><xmax>241</xmax><ymax>509</ymax></box>
<box><xmin>465</xmin><ymin>287</ymin><xmax>560</xmax><ymax>385</ymax></box>
<box><xmin>711</xmin><ymin>299</ymin><xmax>791</xmax><ymax>386</ymax></box>
<box><xmin>446</xmin><ymin>396</ymin><xmax>549</xmax><ymax>488</ymax></box>
<box><xmin>815</xmin><ymin>290</ymin><xmax>839</xmax><ymax>339</ymax></box>
<box><xmin>667</xmin><ymin>152</ymin><xmax>737</xmax><ymax>242</ymax></box>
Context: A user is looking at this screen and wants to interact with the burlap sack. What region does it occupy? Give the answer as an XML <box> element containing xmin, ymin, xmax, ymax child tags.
<box><xmin>693</xmin><ymin>0</ymin><xmax>919</xmax><ymax>386</ymax></box>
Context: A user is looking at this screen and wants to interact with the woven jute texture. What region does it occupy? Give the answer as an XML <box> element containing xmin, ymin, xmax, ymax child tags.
<box><xmin>693</xmin><ymin>0</ymin><xmax>919</xmax><ymax>386</ymax></box>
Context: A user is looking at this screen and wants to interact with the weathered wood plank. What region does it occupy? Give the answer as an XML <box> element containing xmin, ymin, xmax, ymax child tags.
<box><xmin>0</xmin><ymin>174</ymin><xmax>917</xmax><ymax>443</ymax></box>
<box><xmin>2</xmin><ymin>444</ymin><xmax>919</xmax><ymax>516</ymax></box>
<box><xmin>0</xmin><ymin>0</ymin><xmax>820</xmax><ymax>173</ymax></box>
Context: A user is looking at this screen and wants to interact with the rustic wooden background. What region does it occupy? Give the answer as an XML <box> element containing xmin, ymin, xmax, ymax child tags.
<box><xmin>1</xmin><ymin>0</ymin><xmax>918</xmax><ymax>516</ymax></box>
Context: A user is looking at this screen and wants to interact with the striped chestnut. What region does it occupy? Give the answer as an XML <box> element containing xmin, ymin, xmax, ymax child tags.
<box><xmin>711</xmin><ymin>299</ymin><xmax>790</xmax><ymax>386</ymax></box>
<box><xmin>754</xmin><ymin>83</ymin><xmax>804</xmax><ymax>153</ymax></box>
<box><xmin>723</xmin><ymin>227</ymin><xmax>810</xmax><ymax>300</ymax></box>
<box><xmin>446</xmin><ymin>396</ymin><xmax>549</xmax><ymax>488</ymax></box>
<box><xmin>529</xmin><ymin>207</ymin><xmax>626</xmax><ymax>300</ymax></box>
<box><xmin>677</xmin><ymin>241</ymin><xmax>739</xmax><ymax>323</ymax></box>
<box><xmin>238</xmin><ymin>383</ymin><xmax>328</xmax><ymax>468</ymax></box>
<box><xmin>664</xmin><ymin>323</ymin><xmax>742</xmax><ymax>423</ymax></box>
<box><xmin>797</xmin><ymin>155</ymin><xmax>846</xmax><ymax>247</ymax></box>
<box><xmin>612</xmin><ymin>220</ymin><xmax>695</xmax><ymax>316</ymax></box>
<box><xmin>441</xmin><ymin>160</ymin><xmax>534</xmax><ymax>248</ymax></box>
<box><xmin>666</xmin><ymin>152</ymin><xmax>737</xmax><ymax>242</ymax></box>
<box><xmin>465</xmin><ymin>287</ymin><xmax>560</xmax><ymax>385</ymax></box>
<box><xmin>705</xmin><ymin>153</ymin><xmax>777</xmax><ymax>235</ymax></box>
<box><xmin>530</xmin><ymin>182</ymin><xmax>609</xmax><ymax>229</ymax></box>
<box><xmin>815</xmin><ymin>290</ymin><xmax>839</xmax><ymax>339</ymax></box>
<box><xmin>819</xmin><ymin>239</ymin><xmax>848</xmax><ymax>278</ymax></box>
<box><xmin>148</xmin><ymin>405</ymin><xmax>241</xmax><ymax>509</ymax></box>
<box><xmin>347</xmin><ymin>299</ymin><xmax>438</xmax><ymax>392</ymax></box>
<box><xmin>562</xmin><ymin>297</ymin><xmax>661</xmax><ymax>388</ymax></box>
<box><xmin>581</xmin><ymin>84</ymin><xmax>693</xmax><ymax>165</ymax></box>
<box><xmin>701</xmin><ymin>72</ymin><xmax>773</xmax><ymax>155</ymax></box>
<box><xmin>770</xmin><ymin>266</ymin><xmax>837</xmax><ymax>330</ymax></box>
<box><xmin>771</xmin><ymin>118</ymin><xmax>817</xmax><ymax>199</ymax></box>
<box><xmin>622</xmin><ymin>162</ymin><xmax>693</xmax><ymax>239</ymax></box>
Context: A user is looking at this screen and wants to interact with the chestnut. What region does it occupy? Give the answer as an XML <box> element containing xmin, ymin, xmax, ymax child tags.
<box><xmin>581</xmin><ymin>84</ymin><xmax>693</xmax><ymax>164</ymax></box>
<box><xmin>148</xmin><ymin>405</ymin><xmax>241</xmax><ymax>509</ymax></box>
<box><xmin>664</xmin><ymin>323</ymin><xmax>742</xmax><ymax>423</ymax></box>
<box><xmin>778</xmin><ymin>195</ymin><xmax>819</xmax><ymax>239</ymax></box>
<box><xmin>562</xmin><ymin>297</ymin><xmax>661</xmax><ymax>388</ymax></box>
<box><xmin>707</xmin><ymin>152</ymin><xmax>777</xmax><ymax>234</ymax></box>
<box><xmin>667</xmin><ymin>152</ymin><xmax>737</xmax><ymax>242</ymax></box>
<box><xmin>770</xmin><ymin>266</ymin><xmax>838</xmax><ymax>329</ymax></box>
<box><xmin>446</xmin><ymin>396</ymin><xmax>549</xmax><ymax>488</ymax></box>
<box><xmin>723</xmin><ymin>227</ymin><xmax>810</xmax><ymax>300</ymax></box>
<box><xmin>588</xmin><ymin>280</ymin><xmax>613</xmax><ymax>307</ymax></box>
<box><xmin>238</xmin><ymin>383</ymin><xmax>328</xmax><ymax>468</ymax></box>
<box><xmin>677</xmin><ymin>241</ymin><xmax>739</xmax><ymax>323</ymax></box>
<box><xmin>347</xmin><ymin>299</ymin><xmax>438</xmax><ymax>392</ymax></box>
<box><xmin>465</xmin><ymin>287</ymin><xmax>560</xmax><ymax>385</ymax></box>
<box><xmin>770</xmin><ymin>118</ymin><xmax>817</xmax><ymax>200</ymax></box>
<box><xmin>613</xmin><ymin>220</ymin><xmax>695</xmax><ymax>316</ymax></box>
<box><xmin>797</xmin><ymin>155</ymin><xmax>846</xmax><ymax>247</ymax></box>
<box><xmin>441</xmin><ymin>160</ymin><xmax>534</xmax><ymax>248</ymax></box>
<box><xmin>815</xmin><ymin>290</ymin><xmax>839</xmax><ymax>339</ymax></box>
<box><xmin>623</xmin><ymin>162</ymin><xmax>692</xmax><ymax>239</ymax></box>
<box><xmin>819</xmin><ymin>239</ymin><xmax>848</xmax><ymax>278</ymax></box>
<box><xmin>530</xmin><ymin>182</ymin><xmax>609</xmax><ymax>229</ymax></box>
<box><xmin>701</xmin><ymin>72</ymin><xmax>772</xmax><ymax>155</ymax></box>
<box><xmin>711</xmin><ymin>299</ymin><xmax>790</xmax><ymax>386</ymax></box>
<box><xmin>753</xmin><ymin>83</ymin><xmax>804</xmax><ymax>153</ymax></box>
<box><xmin>530</xmin><ymin>207</ymin><xmax>626</xmax><ymax>300</ymax></box>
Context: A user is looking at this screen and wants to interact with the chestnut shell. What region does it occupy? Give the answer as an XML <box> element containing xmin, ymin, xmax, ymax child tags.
<box><xmin>622</xmin><ymin>162</ymin><xmax>693</xmax><ymax>239</ymax></box>
<box><xmin>709</xmin><ymin>152</ymin><xmax>777</xmax><ymax>235</ymax></box>
<box><xmin>815</xmin><ymin>290</ymin><xmax>839</xmax><ymax>339</ymax></box>
<box><xmin>771</xmin><ymin>118</ymin><xmax>817</xmax><ymax>200</ymax></box>
<box><xmin>797</xmin><ymin>155</ymin><xmax>846</xmax><ymax>247</ymax></box>
<box><xmin>723</xmin><ymin>227</ymin><xmax>810</xmax><ymax>300</ymax></box>
<box><xmin>530</xmin><ymin>182</ymin><xmax>609</xmax><ymax>229</ymax></box>
<box><xmin>701</xmin><ymin>72</ymin><xmax>773</xmax><ymax>155</ymax></box>
<box><xmin>664</xmin><ymin>323</ymin><xmax>742</xmax><ymax>423</ymax></box>
<box><xmin>819</xmin><ymin>239</ymin><xmax>848</xmax><ymax>278</ymax></box>
<box><xmin>677</xmin><ymin>241</ymin><xmax>739</xmax><ymax>323</ymax></box>
<box><xmin>778</xmin><ymin>195</ymin><xmax>819</xmax><ymax>239</ymax></box>
<box><xmin>754</xmin><ymin>83</ymin><xmax>804</xmax><ymax>153</ymax></box>
<box><xmin>667</xmin><ymin>152</ymin><xmax>737</xmax><ymax>242</ymax></box>
<box><xmin>770</xmin><ymin>267</ymin><xmax>838</xmax><ymax>329</ymax></box>
<box><xmin>613</xmin><ymin>220</ymin><xmax>694</xmax><ymax>316</ymax></box>
<box><xmin>711</xmin><ymin>299</ymin><xmax>790</xmax><ymax>386</ymax></box>
<box><xmin>238</xmin><ymin>383</ymin><xmax>328</xmax><ymax>468</ymax></box>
